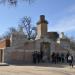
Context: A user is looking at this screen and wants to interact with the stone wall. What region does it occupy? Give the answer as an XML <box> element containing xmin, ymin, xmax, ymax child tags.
<box><xmin>4</xmin><ymin>47</ymin><xmax>33</xmax><ymax>64</ymax></box>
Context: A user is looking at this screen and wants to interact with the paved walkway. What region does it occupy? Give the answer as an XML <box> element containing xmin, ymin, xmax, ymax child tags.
<box><xmin>0</xmin><ymin>63</ymin><xmax>75</xmax><ymax>75</ymax></box>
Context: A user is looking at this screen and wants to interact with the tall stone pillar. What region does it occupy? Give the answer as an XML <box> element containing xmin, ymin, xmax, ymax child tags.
<box><xmin>36</xmin><ymin>15</ymin><xmax>48</xmax><ymax>39</ymax></box>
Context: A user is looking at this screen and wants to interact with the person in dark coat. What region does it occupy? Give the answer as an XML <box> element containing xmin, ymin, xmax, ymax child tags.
<box><xmin>51</xmin><ymin>52</ymin><xmax>56</xmax><ymax>64</ymax></box>
<box><xmin>51</xmin><ymin>52</ymin><xmax>55</xmax><ymax>63</ymax></box>
<box><xmin>56</xmin><ymin>53</ymin><xmax>59</xmax><ymax>63</ymax></box>
<box><xmin>66</xmin><ymin>52</ymin><xmax>70</xmax><ymax>63</ymax></box>
<box><xmin>40</xmin><ymin>50</ymin><xmax>43</xmax><ymax>62</ymax></box>
<box><xmin>61</xmin><ymin>53</ymin><xmax>64</xmax><ymax>63</ymax></box>
<box><xmin>32</xmin><ymin>51</ymin><xmax>37</xmax><ymax>64</ymax></box>
<box><xmin>32</xmin><ymin>52</ymin><xmax>36</xmax><ymax>64</ymax></box>
<box><xmin>37</xmin><ymin>52</ymin><xmax>40</xmax><ymax>63</ymax></box>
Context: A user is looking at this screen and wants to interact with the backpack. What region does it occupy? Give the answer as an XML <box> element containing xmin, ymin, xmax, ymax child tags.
<box><xmin>68</xmin><ymin>56</ymin><xmax>71</xmax><ymax>60</ymax></box>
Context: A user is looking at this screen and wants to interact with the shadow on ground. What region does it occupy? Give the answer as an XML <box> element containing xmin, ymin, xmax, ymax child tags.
<box><xmin>8</xmin><ymin>62</ymin><xmax>73</xmax><ymax>68</ymax></box>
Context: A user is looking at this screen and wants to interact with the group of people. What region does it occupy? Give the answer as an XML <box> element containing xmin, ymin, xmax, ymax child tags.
<box><xmin>32</xmin><ymin>51</ymin><xmax>74</xmax><ymax>68</ymax></box>
<box><xmin>51</xmin><ymin>52</ymin><xmax>74</xmax><ymax>67</ymax></box>
<box><xmin>51</xmin><ymin>52</ymin><xmax>65</xmax><ymax>64</ymax></box>
<box><xmin>32</xmin><ymin>51</ymin><xmax>43</xmax><ymax>64</ymax></box>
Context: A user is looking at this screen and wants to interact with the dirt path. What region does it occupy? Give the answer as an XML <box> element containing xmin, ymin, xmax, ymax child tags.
<box><xmin>0</xmin><ymin>64</ymin><xmax>75</xmax><ymax>75</ymax></box>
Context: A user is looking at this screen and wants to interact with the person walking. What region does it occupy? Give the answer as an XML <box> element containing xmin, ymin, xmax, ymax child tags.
<box><xmin>68</xmin><ymin>54</ymin><xmax>73</xmax><ymax>68</ymax></box>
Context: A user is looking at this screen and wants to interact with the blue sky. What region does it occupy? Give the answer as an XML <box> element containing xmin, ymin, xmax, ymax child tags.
<box><xmin>0</xmin><ymin>0</ymin><xmax>75</xmax><ymax>38</ymax></box>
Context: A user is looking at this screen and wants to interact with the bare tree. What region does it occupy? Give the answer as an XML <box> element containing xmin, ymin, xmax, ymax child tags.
<box><xmin>0</xmin><ymin>0</ymin><xmax>34</xmax><ymax>6</ymax></box>
<box><xmin>21</xmin><ymin>16</ymin><xmax>37</xmax><ymax>40</ymax></box>
<box><xmin>1</xmin><ymin>17</ymin><xmax>37</xmax><ymax>40</ymax></box>
<box><xmin>2</xmin><ymin>27</ymin><xmax>17</xmax><ymax>39</ymax></box>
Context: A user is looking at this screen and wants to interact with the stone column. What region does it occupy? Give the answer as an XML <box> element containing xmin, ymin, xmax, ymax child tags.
<box><xmin>2</xmin><ymin>49</ymin><xmax>4</xmax><ymax>63</ymax></box>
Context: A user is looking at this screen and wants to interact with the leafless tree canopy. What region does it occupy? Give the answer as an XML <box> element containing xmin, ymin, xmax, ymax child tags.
<box><xmin>2</xmin><ymin>27</ymin><xmax>17</xmax><ymax>39</ymax></box>
<box><xmin>0</xmin><ymin>16</ymin><xmax>37</xmax><ymax>40</ymax></box>
<box><xmin>0</xmin><ymin>0</ymin><xmax>34</xmax><ymax>6</ymax></box>
<box><xmin>21</xmin><ymin>16</ymin><xmax>37</xmax><ymax>40</ymax></box>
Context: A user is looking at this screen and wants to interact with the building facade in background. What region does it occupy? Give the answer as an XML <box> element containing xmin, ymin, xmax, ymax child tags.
<box><xmin>0</xmin><ymin>15</ymin><xmax>75</xmax><ymax>64</ymax></box>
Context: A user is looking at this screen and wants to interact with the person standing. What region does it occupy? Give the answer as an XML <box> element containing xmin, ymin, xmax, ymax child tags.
<box><xmin>32</xmin><ymin>52</ymin><xmax>36</xmax><ymax>64</ymax></box>
<box><xmin>37</xmin><ymin>52</ymin><xmax>40</xmax><ymax>63</ymax></box>
<box><xmin>61</xmin><ymin>53</ymin><xmax>64</xmax><ymax>63</ymax></box>
<box><xmin>66</xmin><ymin>52</ymin><xmax>70</xmax><ymax>63</ymax></box>
<box><xmin>40</xmin><ymin>50</ymin><xmax>43</xmax><ymax>62</ymax></box>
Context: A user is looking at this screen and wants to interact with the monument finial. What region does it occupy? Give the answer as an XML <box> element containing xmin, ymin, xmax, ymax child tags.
<box><xmin>40</xmin><ymin>15</ymin><xmax>45</xmax><ymax>22</ymax></box>
<box><xmin>37</xmin><ymin>15</ymin><xmax>48</xmax><ymax>25</ymax></box>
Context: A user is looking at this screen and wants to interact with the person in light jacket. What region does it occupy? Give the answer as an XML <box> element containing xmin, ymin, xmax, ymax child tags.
<box><xmin>68</xmin><ymin>54</ymin><xmax>73</xmax><ymax>68</ymax></box>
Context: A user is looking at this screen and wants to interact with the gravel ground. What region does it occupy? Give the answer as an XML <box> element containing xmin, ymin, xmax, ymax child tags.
<box><xmin>0</xmin><ymin>63</ymin><xmax>75</xmax><ymax>75</ymax></box>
